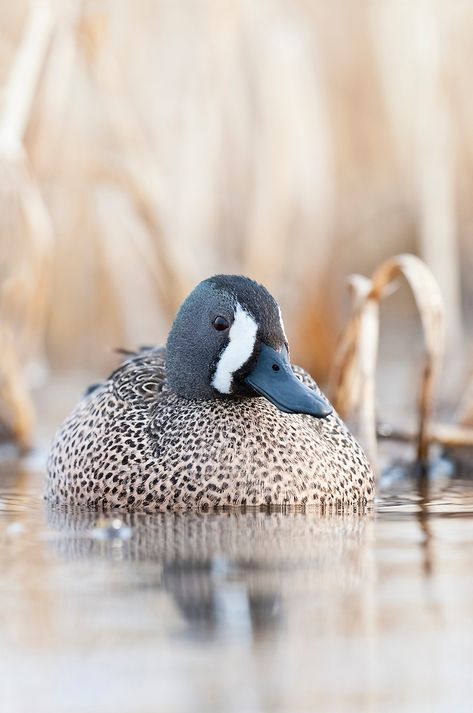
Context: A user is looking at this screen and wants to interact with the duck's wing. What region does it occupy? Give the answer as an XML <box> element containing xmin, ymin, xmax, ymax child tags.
<box><xmin>107</xmin><ymin>346</ymin><xmax>167</xmax><ymax>405</ymax></box>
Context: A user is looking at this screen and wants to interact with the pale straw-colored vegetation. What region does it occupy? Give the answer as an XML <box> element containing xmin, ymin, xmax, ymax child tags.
<box><xmin>0</xmin><ymin>1</ymin><xmax>472</xmax><ymax>463</ymax></box>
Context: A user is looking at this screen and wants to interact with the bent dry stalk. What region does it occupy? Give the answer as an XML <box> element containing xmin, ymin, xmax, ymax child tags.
<box><xmin>331</xmin><ymin>253</ymin><xmax>446</xmax><ymax>475</ymax></box>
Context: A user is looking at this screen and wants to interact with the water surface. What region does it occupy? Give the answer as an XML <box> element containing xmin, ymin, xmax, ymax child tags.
<box><xmin>1</xmin><ymin>461</ymin><xmax>473</xmax><ymax>713</ymax></box>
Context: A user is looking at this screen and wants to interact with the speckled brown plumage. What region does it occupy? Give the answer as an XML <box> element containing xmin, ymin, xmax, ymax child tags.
<box><xmin>46</xmin><ymin>347</ymin><xmax>374</xmax><ymax>510</ymax></box>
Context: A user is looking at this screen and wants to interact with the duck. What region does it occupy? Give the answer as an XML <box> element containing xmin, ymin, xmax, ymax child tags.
<box><xmin>46</xmin><ymin>275</ymin><xmax>374</xmax><ymax>510</ymax></box>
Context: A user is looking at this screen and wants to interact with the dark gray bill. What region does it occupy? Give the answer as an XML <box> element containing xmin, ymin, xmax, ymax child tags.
<box><xmin>244</xmin><ymin>344</ymin><xmax>332</xmax><ymax>418</ymax></box>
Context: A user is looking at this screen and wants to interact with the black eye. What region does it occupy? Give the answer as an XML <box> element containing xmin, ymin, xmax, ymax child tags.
<box><xmin>213</xmin><ymin>316</ymin><xmax>229</xmax><ymax>331</ymax></box>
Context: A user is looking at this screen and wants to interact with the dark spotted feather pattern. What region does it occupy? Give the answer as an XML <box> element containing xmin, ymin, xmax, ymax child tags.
<box><xmin>46</xmin><ymin>348</ymin><xmax>374</xmax><ymax>510</ymax></box>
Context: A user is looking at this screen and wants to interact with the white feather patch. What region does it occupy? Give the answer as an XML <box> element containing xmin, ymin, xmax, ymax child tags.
<box><xmin>277</xmin><ymin>305</ymin><xmax>288</xmax><ymax>342</ymax></box>
<box><xmin>212</xmin><ymin>303</ymin><xmax>258</xmax><ymax>394</ymax></box>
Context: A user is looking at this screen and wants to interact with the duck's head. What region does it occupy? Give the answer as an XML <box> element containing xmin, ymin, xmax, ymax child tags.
<box><xmin>166</xmin><ymin>275</ymin><xmax>332</xmax><ymax>418</ymax></box>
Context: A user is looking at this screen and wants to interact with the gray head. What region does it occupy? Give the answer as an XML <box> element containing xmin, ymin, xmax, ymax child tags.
<box><xmin>166</xmin><ymin>275</ymin><xmax>331</xmax><ymax>418</ymax></box>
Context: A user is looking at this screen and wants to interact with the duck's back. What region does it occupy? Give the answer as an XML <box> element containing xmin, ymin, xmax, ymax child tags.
<box><xmin>46</xmin><ymin>348</ymin><xmax>374</xmax><ymax>509</ymax></box>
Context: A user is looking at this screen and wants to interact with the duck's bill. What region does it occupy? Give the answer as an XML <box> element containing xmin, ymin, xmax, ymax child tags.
<box><xmin>244</xmin><ymin>344</ymin><xmax>332</xmax><ymax>418</ymax></box>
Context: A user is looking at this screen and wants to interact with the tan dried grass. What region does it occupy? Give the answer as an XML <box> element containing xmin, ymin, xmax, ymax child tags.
<box><xmin>0</xmin><ymin>1</ymin><xmax>54</xmax><ymax>447</ymax></box>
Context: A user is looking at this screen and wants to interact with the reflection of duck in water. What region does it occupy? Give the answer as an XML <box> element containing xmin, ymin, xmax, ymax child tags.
<box><xmin>47</xmin><ymin>508</ymin><xmax>372</xmax><ymax>636</ymax></box>
<box><xmin>47</xmin><ymin>276</ymin><xmax>373</xmax><ymax>510</ymax></box>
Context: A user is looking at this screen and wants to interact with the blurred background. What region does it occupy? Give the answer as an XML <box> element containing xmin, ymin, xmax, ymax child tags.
<box><xmin>1</xmin><ymin>0</ymin><xmax>473</xmax><ymax>449</ymax></box>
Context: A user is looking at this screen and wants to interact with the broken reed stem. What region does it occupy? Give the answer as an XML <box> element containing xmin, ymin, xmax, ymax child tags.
<box><xmin>357</xmin><ymin>296</ymin><xmax>379</xmax><ymax>471</ymax></box>
<box><xmin>331</xmin><ymin>254</ymin><xmax>445</xmax><ymax>473</ymax></box>
<box><xmin>370</xmin><ymin>255</ymin><xmax>444</xmax><ymax>465</ymax></box>
<box><xmin>331</xmin><ymin>276</ymin><xmax>369</xmax><ymax>407</ymax></box>
<box><xmin>417</xmin><ymin>360</ymin><xmax>433</xmax><ymax>461</ymax></box>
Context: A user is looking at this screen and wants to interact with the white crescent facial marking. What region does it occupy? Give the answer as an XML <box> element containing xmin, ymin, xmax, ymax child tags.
<box><xmin>212</xmin><ymin>303</ymin><xmax>258</xmax><ymax>394</ymax></box>
<box><xmin>277</xmin><ymin>305</ymin><xmax>288</xmax><ymax>342</ymax></box>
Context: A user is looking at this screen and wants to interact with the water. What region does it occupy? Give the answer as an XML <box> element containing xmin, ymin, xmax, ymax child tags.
<box><xmin>1</xmin><ymin>462</ymin><xmax>473</xmax><ymax>713</ymax></box>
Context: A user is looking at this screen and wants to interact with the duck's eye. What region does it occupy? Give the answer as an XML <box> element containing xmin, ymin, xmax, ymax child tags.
<box><xmin>213</xmin><ymin>316</ymin><xmax>230</xmax><ymax>331</ymax></box>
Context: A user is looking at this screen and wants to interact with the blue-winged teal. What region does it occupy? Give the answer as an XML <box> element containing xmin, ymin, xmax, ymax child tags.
<box><xmin>46</xmin><ymin>275</ymin><xmax>373</xmax><ymax>509</ymax></box>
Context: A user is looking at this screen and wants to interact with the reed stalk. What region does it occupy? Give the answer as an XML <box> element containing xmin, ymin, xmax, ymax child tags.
<box><xmin>0</xmin><ymin>0</ymin><xmax>54</xmax><ymax>447</ymax></box>
<box><xmin>331</xmin><ymin>254</ymin><xmax>445</xmax><ymax>473</ymax></box>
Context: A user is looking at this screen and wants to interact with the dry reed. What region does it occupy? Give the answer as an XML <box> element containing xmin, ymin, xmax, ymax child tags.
<box><xmin>331</xmin><ymin>255</ymin><xmax>445</xmax><ymax>470</ymax></box>
<box><xmin>0</xmin><ymin>0</ymin><xmax>54</xmax><ymax>446</ymax></box>
<box><xmin>332</xmin><ymin>254</ymin><xmax>473</xmax><ymax>473</ymax></box>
